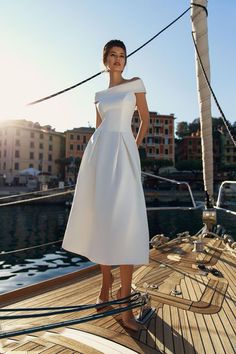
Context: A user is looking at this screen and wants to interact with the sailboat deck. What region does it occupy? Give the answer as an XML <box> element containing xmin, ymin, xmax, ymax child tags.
<box><xmin>0</xmin><ymin>237</ymin><xmax>235</xmax><ymax>354</ymax></box>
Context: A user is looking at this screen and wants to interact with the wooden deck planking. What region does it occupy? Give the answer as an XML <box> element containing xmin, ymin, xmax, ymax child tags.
<box><xmin>0</xmin><ymin>238</ymin><xmax>235</xmax><ymax>354</ymax></box>
<box><xmin>169</xmin><ymin>306</ymin><xmax>185</xmax><ymax>354</ymax></box>
<box><xmin>177</xmin><ymin>308</ymin><xmax>195</xmax><ymax>354</ymax></box>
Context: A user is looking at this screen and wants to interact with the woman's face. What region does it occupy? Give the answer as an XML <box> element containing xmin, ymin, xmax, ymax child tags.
<box><xmin>105</xmin><ymin>46</ymin><xmax>126</xmax><ymax>72</ymax></box>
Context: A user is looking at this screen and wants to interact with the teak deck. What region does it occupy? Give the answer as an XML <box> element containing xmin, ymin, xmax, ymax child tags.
<box><xmin>0</xmin><ymin>237</ymin><xmax>235</xmax><ymax>354</ymax></box>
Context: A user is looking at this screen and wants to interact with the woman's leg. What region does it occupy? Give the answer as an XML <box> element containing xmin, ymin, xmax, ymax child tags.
<box><xmin>119</xmin><ymin>265</ymin><xmax>139</xmax><ymax>330</ymax></box>
<box><xmin>99</xmin><ymin>264</ymin><xmax>113</xmax><ymax>302</ymax></box>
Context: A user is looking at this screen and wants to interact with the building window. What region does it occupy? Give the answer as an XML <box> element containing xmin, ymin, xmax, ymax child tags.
<box><xmin>165</xmin><ymin>120</ymin><xmax>168</xmax><ymax>125</ymax></box>
<box><xmin>164</xmin><ymin>138</ymin><xmax>168</xmax><ymax>145</ymax></box>
<box><xmin>48</xmin><ymin>154</ymin><xmax>52</xmax><ymax>161</ymax></box>
<box><xmin>38</xmin><ymin>164</ymin><xmax>42</xmax><ymax>170</ymax></box>
<box><xmin>29</xmin><ymin>164</ymin><xmax>34</xmax><ymax>168</ymax></box>
<box><xmin>168</xmin><ymin>138</ymin><xmax>172</xmax><ymax>144</ymax></box>
<box><xmin>30</xmin><ymin>141</ymin><xmax>34</xmax><ymax>148</ymax></box>
<box><xmin>39</xmin><ymin>143</ymin><xmax>43</xmax><ymax>149</ymax></box>
<box><xmin>40</xmin><ymin>133</ymin><xmax>44</xmax><ymax>139</ymax></box>
<box><xmin>70</xmin><ymin>144</ymin><xmax>73</xmax><ymax>150</ymax></box>
<box><xmin>135</xmin><ymin>118</ymin><xmax>138</xmax><ymax>123</ymax></box>
<box><xmin>150</xmin><ymin>119</ymin><xmax>152</xmax><ymax>124</ymax></box>
<box><xmin>48</xmin><ymin>165</ymin><xmax>52</xmax><ymax>173</ymax></box>
<box><xmin>49</xmin><ymin>135</ymin><xmax>53</xmax><ymax>141</ymax></box>
<box><xmin>136</xmin><ymin>127</ymin><xmax>139</xmax><ymax>133</ymax></box>
<box><xmin>49</xmin><ymin>145</ymin><xmax>53</xmax><ymax>151</ymax></box>
<box><xmin>83</xmin><ymin>136</ymin><xmax>86</xmax><ymax>143</ymax></box>
<box><xmin>77</xmin><ymin>145</ymin><xmax>80</xmax><ymax>151</ymax></box>
<box><xmin>165</xmin><ymin>148</ymin><xmax>168</xmax><ymax>154</ymax></box>
<box><xmin>14</xmin><ymin>162</ymin><xmax>19</xmax><ymax>170</ymax></box>
<box><xmin>226</xmin><ymin>148</ymin><xmax>230</xmax><ymax>153</ymax></box>
<box><xmin>70</xmin><ymin>134</ymin><xmax>74</xmax><ymax>140</ymax></box>
<box><xmin>165</xmin><ymin>129</ymin><xmax>169</xmax><ymax>135</ymax></box>
<box><xmin>15</xmin><ymin>150</ymin><xmax>20</xmax><ymax>158</ymax></box>
<box><xmin>149</xmin><ymin>148</ymin><xmax>152</xmax><ymax>154</ymax></box>
<box><xmin>39</xmin><ymin>153</ymin><xmax>43</xmax><ymax>160</ymax></box>
<box><xmin>30</xmin><ymin>152</ymin><xmax>34</xmax><ymax>159</ymax></box>
<box><xmin>142</xmin><ymin>138</ymin><xmax>146</xmax><ymax>143</ymax></box>
<box><xmin>149</xmin><ymin>128</ymin><xmax>152</xmax><ymax>134</ymax></box>
<box><xmin>156</xmin><ymin>148</ymin><xmax>159</xmax><ymax>154</ymax></box>
<box><xmin>81</xmin><ymin>145</ymin><xmax>84</xmax><ymax>151</ymax></box>
<box><xmin>30</xmin><ymin>132</ymin><xmax>34</xmax><ymax>138</ymax></box>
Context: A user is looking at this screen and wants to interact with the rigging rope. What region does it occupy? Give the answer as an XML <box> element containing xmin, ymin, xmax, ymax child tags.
<box><xmin>0</xmin><ymin>295</ymin><xmax>145</xmax><ymax>339</ymax></box>
<box><xmin>191</xmin><ymin>32</ymin><xmax>236</xmax><ymax>147</ymax></box>
<box><xmin>0</xmin><ymin>292</ymin><xmax>141</xmax><ymax>319</ymax></box>
<box><xmin>0</xmin><ymin>185</ymin><xmax>75</xmax><ymax>201</ymax></box>
<box><xmin>28</xmin><ymin>6</ymin><xmax>191</xmax><ymax>105</ymax></box>
<box><xmin>0</xmin><ymin>239</ymin><xmax>62</xmax><ymax>255</ymax></box>
<box><xmin>0</xmin><ymin>189</ymin><xmax>73</xmax><ymax>207</ymax></box>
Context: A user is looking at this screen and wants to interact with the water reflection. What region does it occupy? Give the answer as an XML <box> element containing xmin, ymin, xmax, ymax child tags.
<box><xmin>0</xmin><ymin>204</ymin><xmax>235</xmax><ymax>293</ymax></box>
<box><xmin>0</xmin><ymin>205</ymin><xmax>91</xmax><ymax>293</ymax></box>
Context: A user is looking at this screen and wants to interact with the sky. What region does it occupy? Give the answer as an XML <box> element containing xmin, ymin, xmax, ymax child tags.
<box><xmin>0</xmin><ymin>0</ymin><xmax>235</xmax><ymax>133</ymax></box>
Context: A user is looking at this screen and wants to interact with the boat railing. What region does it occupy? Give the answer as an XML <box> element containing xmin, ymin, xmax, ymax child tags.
<box><xmin>215</xmin><ymin>180</ymin><xmax>236</xmax><ymax>216</ymax></box>
<box><xmin>141</xmin><ymin>171</ymin><xmax>201</xmax><ymax>210</ymax></box>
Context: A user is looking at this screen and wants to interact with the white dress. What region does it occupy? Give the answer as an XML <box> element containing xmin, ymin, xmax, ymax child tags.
<box><xmin>62</xmin><ymin>78</ymin><xmax>149</xmax><ymax>265</ymax></box>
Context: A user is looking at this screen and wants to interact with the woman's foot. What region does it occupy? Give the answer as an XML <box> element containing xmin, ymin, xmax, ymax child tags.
<box><xmin>116</xmin><ymin>288</ymin><xmax>140</xmax><ymax>332</ymax></box>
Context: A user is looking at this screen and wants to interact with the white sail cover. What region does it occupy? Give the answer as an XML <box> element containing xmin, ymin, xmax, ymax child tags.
<box><xmin>191</xmin><ymin>0</ymin><xmax>213</xmax><ymax>199</ymax></box>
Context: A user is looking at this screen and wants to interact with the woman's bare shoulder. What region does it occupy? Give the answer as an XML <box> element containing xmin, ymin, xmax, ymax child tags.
<box><xmin>129</xmin><ymin>77</ymin><xmax>141</xmax><ymax>82</ymax></box>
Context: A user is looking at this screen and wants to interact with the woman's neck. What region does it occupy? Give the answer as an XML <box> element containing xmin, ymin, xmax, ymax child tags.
<box><xmin>108</xmin><ymin>72</ymin><xmax>125</xmax><ymax>88</ymax></box>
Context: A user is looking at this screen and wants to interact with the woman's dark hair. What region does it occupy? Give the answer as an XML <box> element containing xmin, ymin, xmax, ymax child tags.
<box><xmin>103</xmin><ymin>40</ymin><xmax>127</xmax><ymax>67</ymax></box>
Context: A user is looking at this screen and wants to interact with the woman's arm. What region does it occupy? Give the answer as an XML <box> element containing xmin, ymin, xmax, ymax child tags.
<box><xmin>96</xmin><ymin>106</ymin><xmax>102</xmax><ymax>129</ymax></box>
<box><xmin>135</xmin><ymin>92</ymin><xmax>150</xmax><ymax>147</ymax></box>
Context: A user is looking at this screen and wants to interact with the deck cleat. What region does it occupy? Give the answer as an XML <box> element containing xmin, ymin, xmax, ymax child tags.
<box><xmin>135</xmin><ymin>292</ymin><xmax>156</xmax><ymax>325</ymax></box>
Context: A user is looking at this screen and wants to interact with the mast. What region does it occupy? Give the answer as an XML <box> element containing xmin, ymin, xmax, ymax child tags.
<box><xmin>191</xmin><ymin>0</ymin><xmax>214</xmax><ymax>203</ymax></box>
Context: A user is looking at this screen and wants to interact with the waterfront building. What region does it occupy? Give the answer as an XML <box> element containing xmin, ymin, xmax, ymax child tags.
<box><xmin>176</xmin><ymin>128</ymin><xmax>236</xmax><ymax>171</ymax></box>
<box><xmin>0</xmin><ymin>120</ymin><xmax>65</xmax><ymax>185</ymax></box>
<box><xmin>131</xmin><ymin>111</ymin><xmax>175</xmax><ymax>163</ymax></box>
<box><xmin>177</xmin><ymin>130</ymin><xmax>202</xmax><ymax>161</ymax></box>
<box><xmin>64</xmin><ymin>127</ymin><xmax>95</xmax><ymax>181</ymax></box>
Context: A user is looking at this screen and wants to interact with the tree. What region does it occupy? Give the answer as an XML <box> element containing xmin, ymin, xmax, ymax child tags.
<box><xmin>176</xmin><ymin>122</ymin><xmax>189</xmax><ymax>138</ymax></box>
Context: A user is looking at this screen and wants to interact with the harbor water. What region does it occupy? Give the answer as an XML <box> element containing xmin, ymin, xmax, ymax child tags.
<box><xmin>0</xmin><ymin>204</ymin><xmax>235</xmax><ymax>294</ymax></box>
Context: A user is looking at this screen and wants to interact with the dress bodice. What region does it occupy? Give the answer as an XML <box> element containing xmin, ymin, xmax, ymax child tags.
<box><xmin>94</xmin><ymin>79</ymin><xmax>146</xmax><ymax>132</ymax></box>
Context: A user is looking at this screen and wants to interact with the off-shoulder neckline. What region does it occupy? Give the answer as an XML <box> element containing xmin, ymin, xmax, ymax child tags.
<box><xmin>96</xmin><ymin>78</ymin><xmax>141</xmax><ymax>94</ymax></box>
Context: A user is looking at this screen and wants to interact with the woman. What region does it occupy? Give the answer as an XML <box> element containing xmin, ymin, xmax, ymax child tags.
<box><xmin>62</xmin><ymin>39</ymin><xmax>150</xmax><ymax>331</ymax></box>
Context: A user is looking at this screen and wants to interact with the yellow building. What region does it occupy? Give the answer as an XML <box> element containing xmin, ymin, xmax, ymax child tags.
<box><xmin>0</xmin><ymin>120</ymin><xmax>65</xmax><ymax>184</ymax></box>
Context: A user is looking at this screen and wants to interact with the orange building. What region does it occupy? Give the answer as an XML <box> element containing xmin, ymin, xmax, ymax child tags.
<box><xmin>65</xmin><ymin>127</ymin><xmax>95</xmax><ymax>159</ymax></box>
<box><xmin>131</xmin><ymin>111</ymin><xmax>175</xmax><ymax>163</ymax></box>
